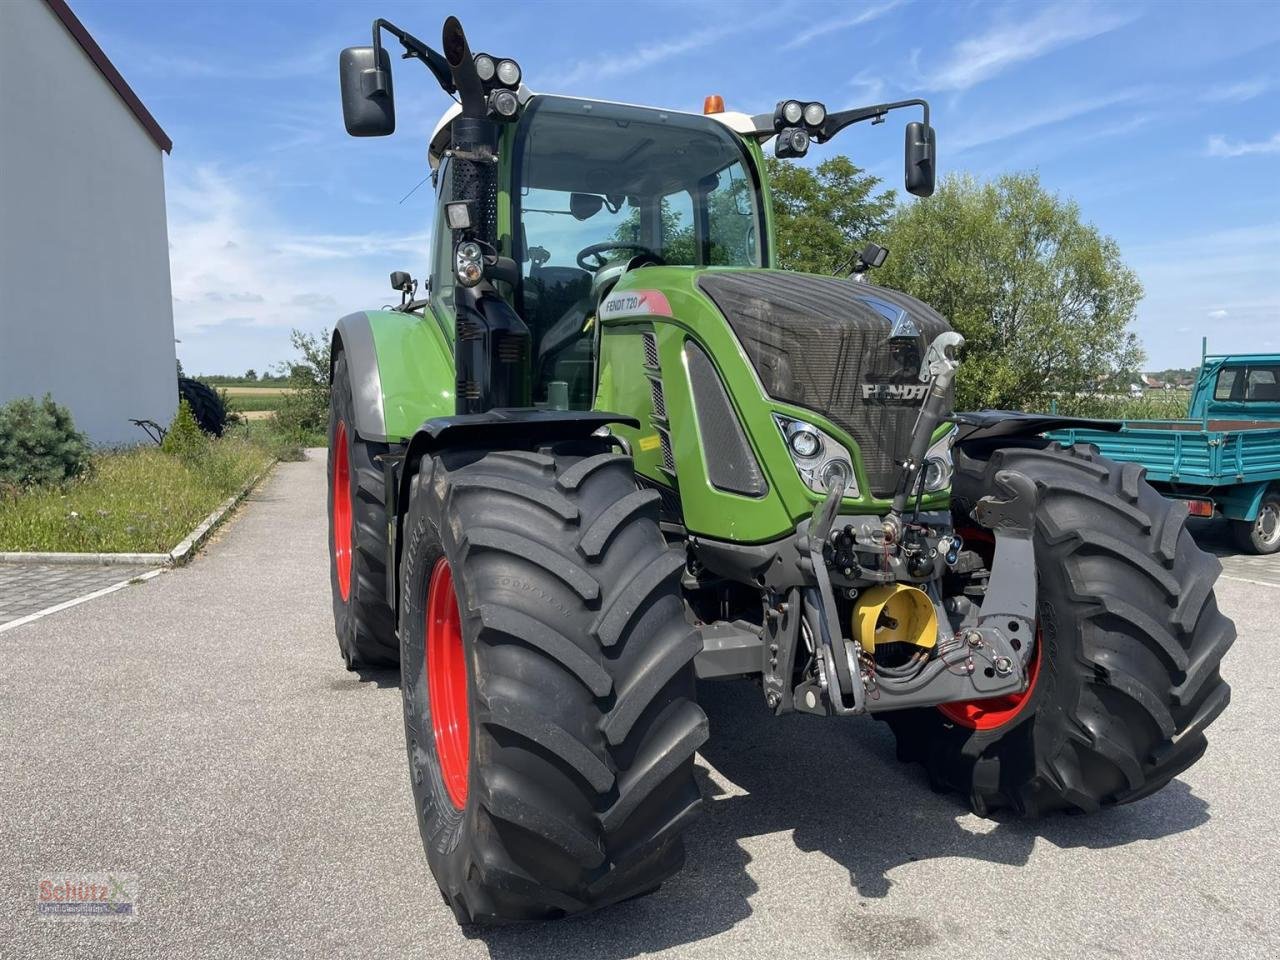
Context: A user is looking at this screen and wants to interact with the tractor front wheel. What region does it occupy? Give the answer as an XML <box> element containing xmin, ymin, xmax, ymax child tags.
<box><xmin>399</xmin><ymin>441</ymin><xmax>706</xmax><ymax>924</ymax></box>
<box><xmin>886</xmin><ymin>441</ymin><xmax>1234</xmax><ymax>817</ymax></box>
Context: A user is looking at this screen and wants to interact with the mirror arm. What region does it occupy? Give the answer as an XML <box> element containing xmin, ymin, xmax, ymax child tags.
<box><xmin>372</xmin><ymin>18</ymin><xmax>455</xmax><ymax>96</ymax></box>
<box><xmin>815</xmin><ymin>98</ymin><xmax>930</xmax><ymax>144</ymax></box>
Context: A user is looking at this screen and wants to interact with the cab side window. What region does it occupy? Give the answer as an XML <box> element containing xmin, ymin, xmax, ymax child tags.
<box><xmin>430</xmin><ymin>160</ymin><xmax>456</xmax><ymax>322</ymax></box>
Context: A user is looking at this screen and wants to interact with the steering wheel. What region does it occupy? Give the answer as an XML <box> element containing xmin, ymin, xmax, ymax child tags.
<box><xmin>576</xmin><ymin>242</ymin><xmax>664</xmax><ymax>271</ymax></box>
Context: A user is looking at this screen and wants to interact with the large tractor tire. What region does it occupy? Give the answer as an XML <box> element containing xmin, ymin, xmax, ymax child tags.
<box><xmin>885</xmin><ymin>440</ymin><xmax>1234</xmax><ymax>817</ymax></box>
<box><xmin>1230</xmin><ymin>489</ymin><xmax>1280</xmax><ymax>555</ymax></box>
<box><xmin>178</xmin><ymin>377</ymin><xmax>227</xmax><ymax>437</ymax></box>
<box><xmin>398</xmin><ymin>441</ymin><xmax>707</xmax><ymax>924</ymax></box>
<box><xmin>327</xmin><ymin>351</ymin><xmax>398</xmax><ymax>668</ymax></box>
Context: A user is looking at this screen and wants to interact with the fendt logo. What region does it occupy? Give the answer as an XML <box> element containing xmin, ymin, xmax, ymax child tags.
<box><xmin>860</xmin><ymin>383</ymin><xmax>929</xmax><ymax>404</ymax></box>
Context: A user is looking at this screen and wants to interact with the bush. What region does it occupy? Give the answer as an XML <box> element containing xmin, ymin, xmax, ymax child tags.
<box><xmin>161</xmin><ymin>400</ymin><xmax>208</xmax><ymax>461</ymax></box>
<box><xmin>0</xmin><ymin>395</ymin><xmax>91</xmax><ymax>489</ymax></box>
<box><xmin>271</xmin><ymin>328</ymin><xmax>331</xmax><ymax>445</ymax></box>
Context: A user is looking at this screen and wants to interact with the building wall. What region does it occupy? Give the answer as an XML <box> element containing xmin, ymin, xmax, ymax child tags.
<box><xmin>0</xmin><ymin>0</ymin><xmax>176</xmax><ymax>445</ymax></box>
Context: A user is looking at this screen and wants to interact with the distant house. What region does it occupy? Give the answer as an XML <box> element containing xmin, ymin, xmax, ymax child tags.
<box><xmin>0</xmin><ymin>0</ymin><xmax>175</xmax><ymax>444</ymax></box>
<box><xmin>1141</xmin><ymin>375</ymin><xmax>1165</xmax><ymax>390</ymax></box>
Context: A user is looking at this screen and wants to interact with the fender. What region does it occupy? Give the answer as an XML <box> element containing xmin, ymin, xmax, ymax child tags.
<box><xmin>383</xmin><ymin>408</ymin><xmax>639</xmax><ymax>614</ymax></box>
<box><xmin>952</xmin><ymin>410</ymin><xmax>1123</xmax><ymax>445</ymax></box>
<box><xmin>332</xmin><ymin>310</ymin><xmax>456</xmax><ymax>443</ymax></box>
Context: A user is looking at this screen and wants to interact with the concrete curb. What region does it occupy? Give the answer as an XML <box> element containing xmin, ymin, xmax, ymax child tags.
<box><xmin>0</xmin><ymin>465</ymin><xmax>273</xmax><ymax>568</ymax></box>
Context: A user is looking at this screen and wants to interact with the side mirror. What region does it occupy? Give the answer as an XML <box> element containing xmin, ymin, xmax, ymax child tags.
<box><xmin>339</xmin><ymin>46</ymin><xmax>395</xmax><ymax>137</ymax></box>
<box><xmin>569</xmin><ymin>193</ymin><xmax>604</xmax><ymax>221</ymax></box>
<box><xmin>904</xmin><ymin>121</ymin><xmax>935</xmax><ymax>197</ymax></box>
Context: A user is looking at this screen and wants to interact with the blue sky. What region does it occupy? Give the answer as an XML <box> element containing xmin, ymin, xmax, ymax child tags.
<box><xmin>74</xmin><ymin>0</ymin><xmax>1280</xmax><ymax>375</ymax></box>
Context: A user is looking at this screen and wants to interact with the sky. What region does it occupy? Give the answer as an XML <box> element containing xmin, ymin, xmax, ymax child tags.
<box><xmin>72</xmin><ymin>0</ymin><xmax>1280</xmax><ymax>375</ymax></box>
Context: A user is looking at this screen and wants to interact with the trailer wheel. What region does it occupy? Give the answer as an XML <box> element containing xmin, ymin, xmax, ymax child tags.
<box><xmin>327</xmin><ymin>351</ymin><xmax>398</xmax><ymax>668</ymax></box>
<box><xmin>399</xmin><ymin>442</ymin><xmax>706</xmax><ymax>924</ymax></box>
<box><xmin>885</xmin><ymin>441</ymin><xmax>1234</xmax><ymax>817</ymax></box>
<box><xmin>1230</xmin><ymin>491</ymin><xmax>1280</xmax><ymax>555</ymax></box>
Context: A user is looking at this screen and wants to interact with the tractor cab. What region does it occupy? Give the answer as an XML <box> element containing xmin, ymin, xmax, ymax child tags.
<box><xmin>424</xmin><ymin>95</ymin><xmax>770</xmax><ymax>407</ymax></box>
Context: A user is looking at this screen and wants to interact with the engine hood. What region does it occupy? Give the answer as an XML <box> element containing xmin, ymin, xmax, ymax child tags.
<box><xmin>696</xmin><ymin>269</ymin><xmax>953</xmax><ymax>498</ymax></box>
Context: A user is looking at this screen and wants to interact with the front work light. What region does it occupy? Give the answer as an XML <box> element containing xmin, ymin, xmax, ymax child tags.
<box><xmin>802</xmin><ymin>101</ymin><xmax>826</xmax><ymax>126</ymax></box>
<box><xmin>445</xmin><ymin>201</ymin><xmax>472</xmax><ymax>231</ymax></box>
<box><xmin>779</xmin><ymin>99</ymin><xmax>804</xmax><ymax>124</ymax></box>
<box><xmin>473</xmin><ymin>53</ymin><xmax>496</xmax><ymax>82</ymax></box>
<box><xmin>488</xmin><ymin>88</ymin><xmax>519</xmax><ymax>119</ymax></box>
<box><xmin>496</xmin><ymin>58</ymin><xmax>521</xmax><ymax>87</ymax></box>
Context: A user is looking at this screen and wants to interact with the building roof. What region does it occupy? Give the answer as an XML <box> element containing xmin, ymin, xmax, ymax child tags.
<box><xmin>43</xmin><ymin>0</ymin><xmax>172</xmax><ymax>154</ymax></box>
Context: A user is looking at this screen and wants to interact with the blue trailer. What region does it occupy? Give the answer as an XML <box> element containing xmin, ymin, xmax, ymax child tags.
<box><xmin>1051</xmin><ymin>343</ymin><xmax>1280</xmax><ymax>554</ymax></box>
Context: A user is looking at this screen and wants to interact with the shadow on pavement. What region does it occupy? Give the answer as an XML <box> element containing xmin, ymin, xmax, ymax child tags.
<box><xmin>475</xmin><ymin>679</ymin><xmax>1210</xmax><ymax>960</ymax></box>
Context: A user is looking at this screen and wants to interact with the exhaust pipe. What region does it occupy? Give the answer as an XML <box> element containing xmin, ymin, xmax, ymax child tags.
<box><xmin>442</xmin><ymin>16</ymin><xmax>486</xmax><ymax>119</ymax></box>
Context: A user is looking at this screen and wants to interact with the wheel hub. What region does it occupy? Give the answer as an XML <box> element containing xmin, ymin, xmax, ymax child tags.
<box><xmin>937</xmin><ymin>630</ymin><xmax>1042</xmax><ymax>730</ymax></box>
<box><xmin>332</xmin><ymin>421</ymin><xmax>353</xmax><ymax>602</ymax></box>
<box><xmin>1257</xmin><ymin>504</ymin><xmax>1279</xmax><ymax>544</ymax></box>
<box><xmin>426</xmin><ymin>557</ymin><xmax>470</xmax><ymax>809</ymax></box>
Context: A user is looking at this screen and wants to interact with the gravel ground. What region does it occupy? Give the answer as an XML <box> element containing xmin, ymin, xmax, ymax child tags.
<box><xmin>1</xmin><ymin>449</ymin><xmax>1276</xmax><ymax>959</ymax></box>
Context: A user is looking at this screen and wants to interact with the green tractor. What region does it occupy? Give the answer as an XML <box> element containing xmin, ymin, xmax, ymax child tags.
<box><xmin>328</xmin><ymin>16</ymin><xmax>1234</xmax><ymax>925</ymax></box>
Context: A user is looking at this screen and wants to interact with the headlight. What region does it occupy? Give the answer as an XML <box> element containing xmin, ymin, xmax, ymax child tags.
<box><xmin>922</xmin><ymin>426</ymin><xmax>957</xmax><ymax>492</ymax></box>
<box><xmin>803</xmin><ymin>101</ymin><xmax>826</xmax><ymax>126</ymax></box>
<box><xmin>455</xmin><ymin>240</ymin><xmax>483</xmax><ymax>287</ymax></box>
<box><xmin>496</xmin><ymin>58</ymin><xmax>521</xmax><ymax>87</ymax></box>
<box><xmin>474</xmin><ymin>54</ymin><xmax>496</xmax><ymax>82</ymax></box>
<box><xmin>785</xmin><ymin>422</ymin><xmax>822</xmax><ymax>459</ymax></box>
<box><xmin>781</xmin><ymin>99</ymin><xmax>803</xmax><ymax>124</ymax></box>
<box><xmin>775</xmin><ymin>415</ymin><xmax>860</xmax><ymax>498</ymax></box>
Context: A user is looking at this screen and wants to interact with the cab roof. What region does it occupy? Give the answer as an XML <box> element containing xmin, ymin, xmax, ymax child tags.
<box><xmin>427</xmin><ymin>95</ymin><xmax>760</xmax><ymax>169</ymax></box>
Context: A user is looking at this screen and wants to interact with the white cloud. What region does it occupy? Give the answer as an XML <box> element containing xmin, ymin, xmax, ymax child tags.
<box><xmin>951</xmin><ymin>88</ymin><xmax>1147</xmax><ymax>153</ymax></box>
<box><xmin>782</xmin><ymin>0</ymin><xmax>904</xmax><ymax>51</ymax></box>
<box><xmin>924</xmin><ymin>3</ymin><xmax>1137</xmax><ymax>92</ymax></box>
<box><xmin>545</xmin><ymin>8</ymin><xmax>783</xmax><ymax>89</ymax></box>
<box><xmin>847</xmin><ymin>69</ymin><xmax>886</xmax><ymax>104</ymax></box>
<box><xmin>1199</xmin><ymin>77</ymin><xmax>1270</xmax><ymax>103</ymax></box>
<box><xmin>1208</xmin><ymin>309</ymin><xmax>1229</xmax><ymax>320</ymax></box>
<box><xmin>1206</xmin><ymin>132</ymin><xmax>1280</xmax><ymax>157</ymax></box>
<box><xmin>167</xmin><ymin>167</ymin><xmax>429</xmax><ymax>373</ymax></box>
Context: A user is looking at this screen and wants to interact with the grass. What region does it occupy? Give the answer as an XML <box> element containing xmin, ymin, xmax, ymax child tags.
<box><xmin>0</xmin><ymin>430</ymin><xmax>277</xmax><ymax>553</ymax></box>
<box><xmin>224</xmin><ymin>392</ymin><xmax>292</xmax><ymax>415</ymax></box>
<box><xmin>1042</xmin><ymin>391</ymin><xmax>1193</xmax><ymax>421</ymax></box>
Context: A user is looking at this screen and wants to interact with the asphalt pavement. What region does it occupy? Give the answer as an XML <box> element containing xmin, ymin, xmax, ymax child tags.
<box><xmin>2</xmin><ymin>450</ymin><xmax>1277</xmax><ymax>959</ymax></box>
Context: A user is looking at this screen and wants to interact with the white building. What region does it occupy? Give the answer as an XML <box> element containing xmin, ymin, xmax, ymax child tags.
<box><xmin>0</xmin><ymin>0</ymin><xmax>176</xmax><ymax>445</ymax></box>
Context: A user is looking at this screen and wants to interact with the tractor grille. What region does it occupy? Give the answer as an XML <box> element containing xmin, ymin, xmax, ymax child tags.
<box><xmin>649</xmin><ymin>378</ymin><xmax>667</xmax><ymax>420</ymax></box>
<box><xmin>685</xmin><ymin>340</ymin><xmax>767</xmax><ymax>497</ymax></box>
<box><xmin>642</xmin><ymin>332</ymin><xmax>660</xmax><ymax>369</ymax></box>
<box><xmin>697</xmin><ymin>271</ymin><xmax>953</xmax><ymax>497</ymax></box>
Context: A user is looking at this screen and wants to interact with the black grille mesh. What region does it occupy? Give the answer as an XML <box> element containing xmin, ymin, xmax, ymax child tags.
<box><xmin>642</xmin><ymin>332</ymin><xmax>660</xmax><ymax>369</ymax></box>
<box><xmin>649</xmin><ymin>378</ymin><xmax>667</xmax><ymax>420</ymax></box>
<box><xmin>697</xmin><ymin>272</ymin><xmax>952</xmax><ymax>497</ymax></box>
<box><xmin>685</xmin><ymin>340</ymin><xmax>768</xmax><ymax>497</ymax></box>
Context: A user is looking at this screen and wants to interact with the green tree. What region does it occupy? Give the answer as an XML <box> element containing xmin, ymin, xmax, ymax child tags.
<box><xmin>244</xmin><ymin>369</ymin><xmax>258</xmax><ymax>382</ymax></box>
<box><xmin>273</xmin><ymin>329</ymin><xmax>331</xmax><ymax>442</ymax></box>
<box><xmin>873</xmin><ymin>172</ymin><xmax>1143</xmax><ymax>412</ymax></box>
<box><xmin>765</xmin><ymin>155</ymin><xmax>895</xmax><ymax>274</ymax></box>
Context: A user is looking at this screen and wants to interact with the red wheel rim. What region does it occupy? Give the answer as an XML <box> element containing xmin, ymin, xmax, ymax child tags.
<box><xmin>937</xmin><ymin>525</ymin><xmax>1042</xmax><ymax>731</ymax></box>
<box><xmin>426</xmin><ymin>557</ymin><xmax>469</xmax><ymax>809</ymax></box>
<box><xmin>332</xmin><ymin>420</ymin><xmax>352</xmax><ymax>602</ymax></box>
<box><xmin>937</xmin><ymin>633</ymin><xmax>1042</xmax><ymax>730</ymax></box>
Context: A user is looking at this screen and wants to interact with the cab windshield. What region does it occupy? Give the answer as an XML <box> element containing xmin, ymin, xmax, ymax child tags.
<box><xmin>511</xmin><ymin>95</ymin><xmax>764</xmax><ymax>404</ymax></box>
